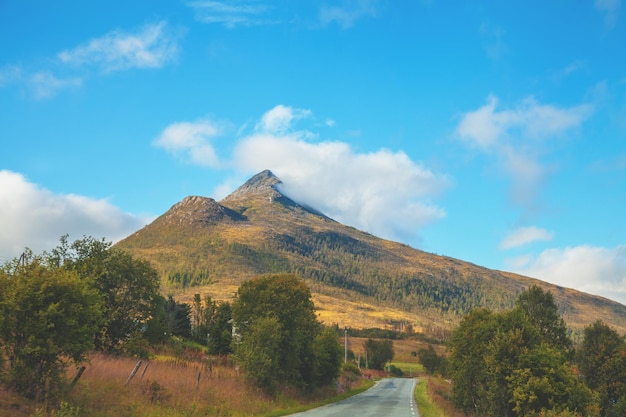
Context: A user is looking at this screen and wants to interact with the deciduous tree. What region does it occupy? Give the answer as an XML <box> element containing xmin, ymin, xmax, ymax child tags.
<box><xmin>45</xmin><ymin>236</ymin><xmax>161</xmax><ymax>353</ymax></box>
<box><xmin>364</xmin><ymin>338</ymin><xmax>394</xmax><ymax>370</ymax></box>
<box><xmin>232</xmin><ymin>273</ymin><xmax>342</xmax><ymax>392</ymax></box>
<box><xmin>449</xmin><ymin>287</ymin><xmax>595</xmax><ymax>417</ymax></box>
<box><xmin>579</xmin><ymin>320</ymin><xmax>626</xmax><ymax>416</ymax></box>
<box><xmin>0</xmin><ymin>257</ymin><xmax>101</xmax><ymax>401</ymax></box>
<box><xmin>234</xmin><ymin>316</ymin><xmax>282</xmax><ymax>395</ymax></box>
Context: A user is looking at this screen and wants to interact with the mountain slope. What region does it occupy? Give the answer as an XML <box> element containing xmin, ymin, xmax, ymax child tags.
<box><xmin>116</xmin><ymin>170</ymin><xmax>626</xmax><ymax>336</ymax></box>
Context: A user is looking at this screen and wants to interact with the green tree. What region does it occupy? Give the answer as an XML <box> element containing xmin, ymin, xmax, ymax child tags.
<box><xmin>312</xmin><ymin>327</ymin><xmax>343</xmax><ymax>386</ymax></box>
<box><xmin>165</xmin><ymin>295</ymin><xmax>192</xmax><ymax>338</ymax></box>
<box><xmin>207</xmin><ymin>302</ymin><xmax>232</xmax><ymax>355</ymax></box>
<box><xmin>46</xmin><ymin>236</ymin><xmax>161</xmax><ymax>354</ymax></box>
<box><xmin>143</xmin><ymin>294</ymin><xmax>168</xmax><ymax>344</ymax></box>
<box><xmin>508</xmin><ymin>344</ymin><xmax>595</xmax><ymax>417</ymax></box>
<box><xmin>514</xmin><ymin>285</ymin><xmax>572</xmax><ymax>355</ymax></box>
<box><xmin>191</xmin><ymin>293</ymin><xmax>204</xmax><ymax>341</ymax></box>
<box><xmin>94</xmin><ymin>249</ymin><xmax>162</xmax><ymax>351</ymax></box>
<box><xmin>449</xmin><ymin>308</ymin><xmax>498</xmax><ymax>414</ymax></box>
<box><xmin>578</xmin><ymin>321</ymin><xmax>626</xmax><ymax>417</ymax></box>
<box><xmin>364</xmin><ymin>339</ymin><xmax>394</xmax><ymax>370</ymax></box>
<box><xmin>234</xmin><ymin>316</ymin><xmax>282</xmax><ymax>395</ymax></box>
<box><xmin>418</xmin><ymin>345</ymin><xmax>446</xmax><ymax>375</ymax></box>
<box><xmin>0</xmin><ymin>258</ymin><xmax>102</xmax><ymax>401</ymax></box>
<box><xmin>449</xmin><ymin>287</ymin><xmax>592</xmax><ymax>417</ymax></box>
<box><xmin>232</xmin><ymin>274</ymin><xmax>329</xmax><ymax>391</ymax></box>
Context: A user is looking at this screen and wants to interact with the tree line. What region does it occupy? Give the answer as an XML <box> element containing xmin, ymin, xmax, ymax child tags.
<box><xmin>446</xmin><ymin>285</ymin><xmax>626</xmax><ymax>417</ymax></box>
<box><xmin>0</xmin><ymin>236</ymin><xmax>349</xmax><ymax>404</ymax></box>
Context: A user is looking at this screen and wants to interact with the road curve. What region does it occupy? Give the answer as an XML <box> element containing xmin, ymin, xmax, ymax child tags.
<box><xmin>287</xmin><ymin>378</ymin><xmax>419</xmax><ymax>417</ymax></box>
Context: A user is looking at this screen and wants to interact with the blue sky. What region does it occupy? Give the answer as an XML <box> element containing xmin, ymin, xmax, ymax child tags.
<box><xmin>2</xmin><ymin>1</ymin><xmax>626</xmax><ymax>304</ymax></box>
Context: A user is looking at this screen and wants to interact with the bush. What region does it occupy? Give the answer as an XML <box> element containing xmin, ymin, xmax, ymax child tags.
<box><xmin>388</xmin><ymin>364</ymin><xmax>404</xmax><ymax>377</ymax></box>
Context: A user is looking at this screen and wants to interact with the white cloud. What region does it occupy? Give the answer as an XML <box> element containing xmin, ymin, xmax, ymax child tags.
<box><xmin>500</xmin><ymin>226</ymin><xmax>554</xmax><ymax>250</ymax></box>
<box><xmin>508</xmin><ymin>245</ymin><xmax>626</xmax><ymax>305</ymax></box>
<box><xmin>595</xmin><ymin>0</ymin><xmax>621</xmax><ymax>28</ymax></box>
<box><xmin>187</xmin><ymin>1</ymin><xmax>274</xmax><ymax>27</ymax></box>
<box><xmin>153</xmin><ymin>119</ymin><xmax>223</xmax><ymax>167</ymax></box>
<box><xmin>0</xmin><ymin>170</ymin><xmax>150</xmax><ymax>259</ymax></box>
<box><xmin>457</xmin><ymin>95</ymin><xmax>593</xmax><ymax>150</ymax></box>
<box><xmin>58</xmin><ymin>21</ymin><xmax>180</xmax><ymax>72</ymax></box>
<box><xmin>155</xmin><ymin>104</ymin><xmax>449</xmax><ymax>243</ymax></box>
<box><xmin>29</xmin><ymin>71</ymin><xmax>83</xmax><ymax>99</ymax></box>
<box><xmin>230</xmin><ymin>105</ymin><xmax>449</xmax><ymax>242</ymax></box>
<box><xmin>256</xmin><ymin>104</ymin><xmax>312</xmax><ymax>134</ymax></box>
<box><xmin>319</xmin><ymin>0</ymin><xmax>378</xmax><ymax>29</ymax></box>
<box><xmin>456</xmin><ymin>95</ymin><xmax>593</xmax><ymax>211</ymax></box>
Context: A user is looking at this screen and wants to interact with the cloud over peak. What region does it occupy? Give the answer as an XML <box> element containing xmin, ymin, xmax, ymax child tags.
<box><xmin>154</xmin><ymin>104</ymin><xmax>449</xmax><ymax>244</ymax></box>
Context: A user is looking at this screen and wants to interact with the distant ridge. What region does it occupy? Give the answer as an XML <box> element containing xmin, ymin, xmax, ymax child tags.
<box><xmin>117</xmin><ymin>170</ymin><xmax>626</xmax><ymax>336</ymax></box>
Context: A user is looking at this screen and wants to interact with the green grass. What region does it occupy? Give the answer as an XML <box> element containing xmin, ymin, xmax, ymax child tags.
<box><xmin>389</xmin><ymin>361</ymin><xmax>424</xmax><ymax>376</ymax></box>
<box><xmin>414</xmin><ymin>378</ymin><xmax>446</xmax><ymax>417</ymax></box>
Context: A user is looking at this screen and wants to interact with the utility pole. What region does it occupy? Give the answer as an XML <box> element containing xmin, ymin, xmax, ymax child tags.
<box><xmin>344</xmin><ymin>328</ymin><xmax>348</xmax><ymax>363</ymax></box>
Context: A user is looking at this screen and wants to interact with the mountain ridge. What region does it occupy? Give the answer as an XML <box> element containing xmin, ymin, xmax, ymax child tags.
<box><xmin>116</xmin><ymin>170</ymin><xmax>626</xmax><ymax>336</ymax></box>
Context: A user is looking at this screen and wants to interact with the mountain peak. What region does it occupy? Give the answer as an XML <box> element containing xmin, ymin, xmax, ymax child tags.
<box><xmin>162</xmin><ymin>195</ymin><xmax>245</xmax><ymax>226</ymax></box>
<box><xmin>221</xmin><ymin>169</ymin><xmax>283</xmax><ymax>203</ymax></box>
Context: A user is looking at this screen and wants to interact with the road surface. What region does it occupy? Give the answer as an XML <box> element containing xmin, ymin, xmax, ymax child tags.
<box><xmin>288</xmin><ymin>378</ymin><xmax>419</xmax><ymax>417</ymax></box>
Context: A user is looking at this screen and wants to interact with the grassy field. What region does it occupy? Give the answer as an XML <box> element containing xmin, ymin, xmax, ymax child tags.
<box><xmin>1</xmin><ymin>335</ymin><xmax>459</xmax><ymax>417</ymax></box>
<box><xmin>172</xmin><ymin>281</ymin><xmax>434</xmax><ymax>332</ymax></box>
<box><xmin>1</xmin><ymin>349</ymin><xmax>375</xmax><ymax>417</ymax></box>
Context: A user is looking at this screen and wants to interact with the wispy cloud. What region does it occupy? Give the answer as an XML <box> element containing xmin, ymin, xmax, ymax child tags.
<box><xmin>0</xmin><ymin>170</ymin><xmax>150</xmax><ymax>258</ymax></box>
<box><xmin>58</xmin><ymin>21</ymin><xmax>181</xmax><ymax>72</ymax></box>
<box><xmin>595</xmin><ymin>0</ymin><xmax>621</xmax><ymax>29</ymax></box>
<box><xmin>0</xmin><ymin>65</ymin><xmax>22</xmax><ymax>87</ymax></box>
<box><xmin>29</xmin><ymin>71</ymin><xmax>83</xmax><ymax>100</ymax></box>
<box><xmin>187</xmin><ymin>1</ymin><xmax>275</xmax><ymax>27</ymax></box>
<box><xmin>153</xmin><ymin>119</ymin><xmax>224</xmax><ymax>167</ymax></box>
<box><xmin>319</xmin><ymin>0</ymin><xmax>378</xmax><ymax>29</ymax></box>
<box><xmin>480</xmin><ymin>22</ymin><xmax>510</xmax><ymax>61</ymax></box>
<box><xmin>507</xmin><ymin>244</ymin><xmax>626</xmax><ymax>305</ymax></box>
<box><xmin>0</xmin><ymin>65</ymin><xmax>82</xmax><ymax>99</ymax></box>
<box><xmin>500</xmin><ymin>226</ymin><xmax>554</xmax><ymax>250</ymax></box>
<box><xmin>456</xmin><ymin>95</ymin><xmax>593</xmax><ymax>212</ymax></box>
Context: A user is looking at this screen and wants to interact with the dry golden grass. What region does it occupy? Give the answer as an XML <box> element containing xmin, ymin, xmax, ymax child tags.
<box><xmin>69</xmin><ymin>353</ymin><xmax>283</xmax><ymax>417</ymax></box>
<box><xmin>170</xmin><ymin>279</ymin><xmax>444</xmax><ymax>334</ymax></box>
<box><xmin>1</xmin><ymin>348</ymin><xmax>379</xmax><ymax>417</ymax></box>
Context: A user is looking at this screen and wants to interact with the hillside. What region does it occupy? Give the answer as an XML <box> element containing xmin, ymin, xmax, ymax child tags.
<box><xmin>116</xmin><ymin>170</ymin><xmax>626</xmax><ymax>336</ymax></box>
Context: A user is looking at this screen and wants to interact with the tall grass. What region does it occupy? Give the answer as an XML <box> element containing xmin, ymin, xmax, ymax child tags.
<box><xmin>415</xmin><ymin>376</ymin><xmax>468</xmax><ymax>417</ymax></box>
<box><xmin>70</xmin><ymin>353</ymin><xmax>282</xmax><ymax>417</ymax></box>
<box><xmin>415</xmin><ymin>377</ymin><xmax>445</xmax><ymax>417</ymax></box>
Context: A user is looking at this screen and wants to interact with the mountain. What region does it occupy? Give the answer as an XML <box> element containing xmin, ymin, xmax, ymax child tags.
<box><xmin>116</xmin><ymin>170</ymin><xmax>626</xmax><ymax>337</ymax></box>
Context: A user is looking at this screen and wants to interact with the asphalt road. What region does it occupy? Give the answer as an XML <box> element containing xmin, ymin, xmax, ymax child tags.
<box><xmin>288</xmin><ymin>378</ymin><xmax>419</xmax><ymax>417</ymax></box>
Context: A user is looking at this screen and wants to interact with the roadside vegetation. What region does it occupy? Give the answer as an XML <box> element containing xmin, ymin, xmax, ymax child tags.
<box><xmin>2</xmin><ymin>236</ymin><xmax>626</xmax><ymax>417</ymax></box>
<box><xmin>0</xmin><ymin>237</ymin><xmax>391</xmax><ymax>416</ymax></box>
